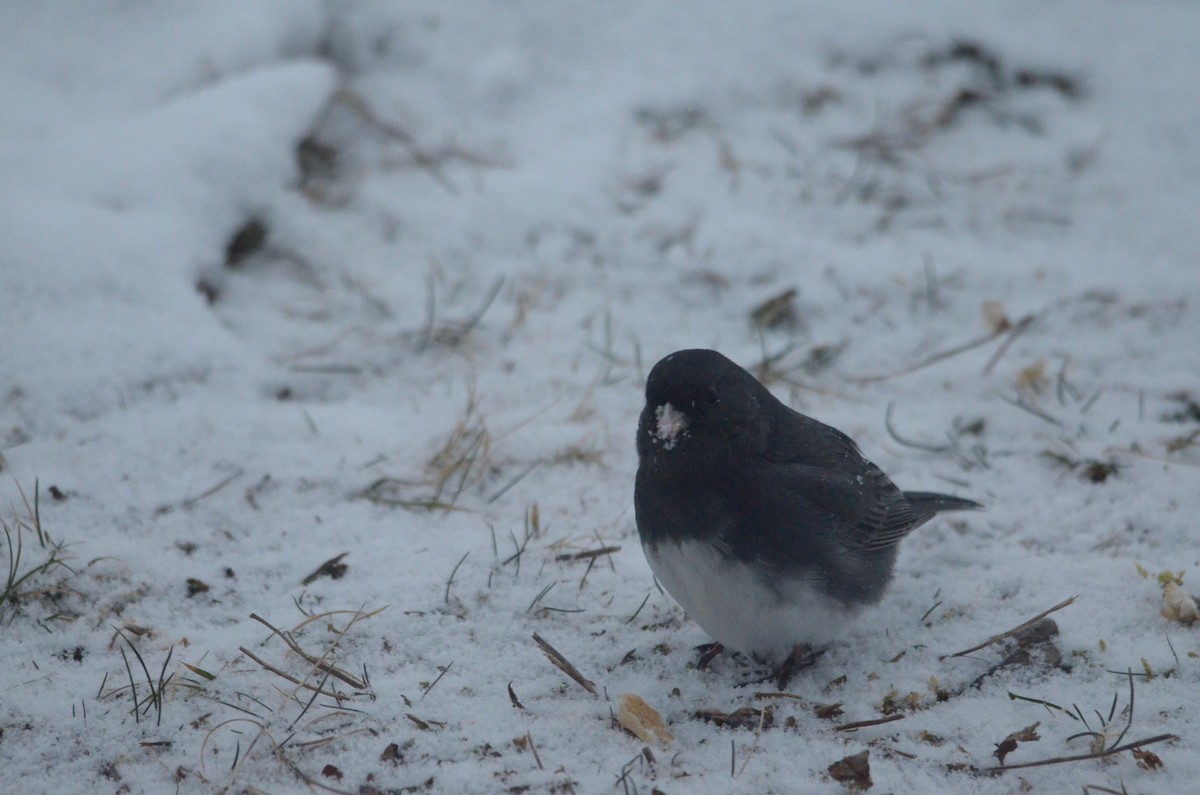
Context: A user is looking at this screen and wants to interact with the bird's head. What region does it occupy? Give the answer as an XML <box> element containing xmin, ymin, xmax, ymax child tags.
<box><xmin>637</xmin><ymin>349</ymin><xmax>769</xmax><ymax>473</ymax></box>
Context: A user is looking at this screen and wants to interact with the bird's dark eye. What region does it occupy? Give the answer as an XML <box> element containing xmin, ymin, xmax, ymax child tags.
<box><xmin>705</xmin><ymin>388</ymin><xmax>719</xmax><ymax>404</ymax></box>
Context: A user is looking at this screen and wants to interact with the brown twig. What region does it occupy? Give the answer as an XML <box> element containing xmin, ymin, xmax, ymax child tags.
<box><xmin>526</xmin><ymin>732</ymin><xmax>544</xmax><ymax>770</ymax></box>
<box><xmin>944</xmin><ymin>595</ymin><xmax>1077</xmax><ymax>659</ymax></box>
<box><xmin>532</xmin><ymin>633</ymin><xmax>597</xmax><ymax>695</ymax></box>
<box><xmin>290</xmin><ymin>605</ymin><xmax>389</xmax><ymax>633</ymax></box>
<box><xmin>985</xmin><ymin>733</ymin><xmax>1177</xmax><ymax>772</ymax></box>
<box><xmin>334</xmin><ymin>89</ymin><xmax>457</xmax><ymax>194</ymax></box>
<box><xmin>753</xmin><ymin>691</ymin><xmax>809</xmax><ymax>702</ymax></box>
<box><xmin>249</xmin><ymin>613</ymin><xmax>367</xmax><ymax>690</ymax></box>
<box><xmin>180</xmin><ymin>469</ymin><xmax>245</xmax><ymax>509</ymax></box>
<box><xmin>1000</xmin><ymin>394</ymin><xmax>1063</xmax><ymax>426</ymax></box>
<box><xmin>834</xmin><ymin>714</ymin><xmax>906</xmax><ymax>732</ymax></box>
<box><xmin>884</xmin><ymin>402</ymin><xmax>953</xmax><ymax>453</ymax></box>
<box><xmin>555</xmin><ymin>545</ymin><xmax>622</xmax><ymax>562</ymax></box>
<box><xmin>736</xmin><ymin>704</ymin><xmax>772</xmax><ymax>776</ymax></box>
<box><xmin>849</xmin><ymin>328</ymin><xmax>1007</xmax><ymax>385</ymax></box>
<box><xmin>238</xmin><ymin>646</ymin><xmax>346</xmax><ymax>701</ymax></box>
<box><xmin>982</xmin><ymin>315</ymin><xmax>1036</xmax><ymax>375</ymax></box>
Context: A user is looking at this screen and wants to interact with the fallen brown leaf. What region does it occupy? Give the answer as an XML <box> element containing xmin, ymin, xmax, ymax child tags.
<box><xmin>828</xmin><ymin>749</ymin><xmax>872</xmax><ymax>790</ymax></box>
<box><xmin>617</xmin><ymin>694</ymin><xmax>673</xmax><ymax>746</ymax></box>
<box><xmin>1134</xmin><ymin>748</ymin><xmax>1164</xmax><ymax>770</ymax></box>
<box><xmin>994</xmin><ymin>722</ymin><xmax>1041</xmax><ymax>765</ymax></box>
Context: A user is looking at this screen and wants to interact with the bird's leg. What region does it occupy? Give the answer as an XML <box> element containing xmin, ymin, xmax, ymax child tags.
<box><xmin>695</xmin><ymin>642</ymin><xmax>725</xmax><ymax>669</ymax></box>
<box><xmin>774</xmin><ymin>643</ymin><xmax>824</xmax><ymax>690</ymax></box>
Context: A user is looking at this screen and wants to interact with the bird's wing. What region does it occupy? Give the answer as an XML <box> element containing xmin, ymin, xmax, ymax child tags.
<box><xmin>754</xmin><ymin>405</ymin><xmax>939</xmax><ymax>552</ymax></box>
<box><xmin>771</xmin><ymin>462</ymin><xmax>934</xmax><ymax>553</ymax></box>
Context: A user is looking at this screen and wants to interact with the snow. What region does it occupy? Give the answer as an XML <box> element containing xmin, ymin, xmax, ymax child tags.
<box><xmin>2</xmin><ymin>2</ymin><xmax>1198</xmax><ymax>793</ymax></box>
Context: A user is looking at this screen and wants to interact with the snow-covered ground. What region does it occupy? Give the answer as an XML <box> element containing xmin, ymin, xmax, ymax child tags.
<box><xmin>3</xmin><ymin>2</ymin><xmax>1198</xmax><ymax>792</ymax></box>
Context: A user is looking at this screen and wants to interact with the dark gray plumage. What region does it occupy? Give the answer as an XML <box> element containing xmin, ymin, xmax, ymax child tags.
<box><xmin>634</xmin><ymin>348</ymin><xmax>979</xmax><ymax>655</ymax></box>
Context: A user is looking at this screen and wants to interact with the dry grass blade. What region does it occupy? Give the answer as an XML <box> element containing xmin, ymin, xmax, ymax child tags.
<box><xmin>753</xmin><ymin>691</ymin><xmax>810</xmax><ymax>703</ymax></box>
<box><xmin>234</xmin><ymin>604</ymin><xmax>382</xmax><ymax>747</ymax></box>
<box><xmin>488</xmin><ymin>461</ymin><xmax>540</xmax><ymax>504</ymax></box>
<box><xmin>532</xmin><ymin>632</ymin><xmax>597</xmax><ymax>696</ymax></box>
<box><xmin>117</xmin><ymin>638</ymin><xmax>139</xmax><ymax>724</ymax></box>
<box><xmin>199</xmin><ymin>717</ymin><xmax>277</xmax><ymax>776</ymax></box>
<box><xmin>849</xmin><ymin>321</ymin><xmax>1023</xmax><ymax>384</ymax></box>
<box><xmin>332</xmin><ymin>88</ymin><xmax>507</xmax><ymax>195</ymax></box>
<box><xmin>625</xmin><ymin>591</ymin><xmax>651</xmax><ymax>624</ymax></box>
<box><xmin>421</xmin><ymin>661</ymin><xmax>453</xmax><ymax>697</ymax></box>
<box><xmin>731</xmin><ymin>705</ymin><xmax>773</xmax><ymax>776</ymax></box>
<box><xmin>985</xmin><ymin>733</ymin><xmax>1177</xmax><ymax>772</ymax></box>
<box><xmin>526</xmin><ymin>732</ymin><xmax>544</xmax><ymax>770</ymax></box>
<box><xmin>834</xmin><ymin>714</ymin><xmax>906</xmax><ymax>732</ymax></box>
<box><xmin>290</xmin><ymin>605</ymin><xmax>389</xmax><ymax>633</ymax></box>
<box><xmin>179</xmin><ymin>468</ymin><xmax>244</xmax><ymax>509</ymax></box>
<box><xmin>444</xmin><ymin>552</ymin><xmax>469</xmax><ymax>605</ymax></box>
<box><xmin>982</xmin><ymin>314</ymin><xmax>1036</xmax><ymax>374</ymax></box>
<box><xmin>427</xmin><ymin>391</ymin><xmax>490</xmax><ymax>505</ymax></box>
<box><xmin>1001</xmin><ymin>394</ymin><xmax>1063</xmax><ymax>426</ymax></box>
<box><xmin>418</xmin><ymin>274</ymin><xmax>506</xmax><ymax>352</ymax></box>
<box><xmin>238</xmin><ymin>646</ymin><xmax>347</xmax><ymax>701</ymax></box>
<box><xmin>884</xmin><ymin>402</ymin><xmax>953</xmax><ymax>453</ymax></box>
<box><xmin>1080</xmin><ymin>786</ymin><xmax>1130</xmax><ymax>795</ymax></box>
<box><xmin>358</xmin><ymin>480</ymin><xmax>468</xmax><ymax>512</ymax></box>
<box><xmin>555</xmin><ymin>545</ymin><xmax>621</xmax><ymax>562</ymax></box>
<box><xmin>248</xmin><ymin>613</ymin><xmax>366</xmax><ymax>690</ymax></box>
<box><xmin>945</xmin><ymin>595</ymin><xmax>1077</xmax><ymax>659</ymax></box>
<box><xmin>359</xmin><ymin>390</ymin><xmax>492</xmax><ymax>512</ymax></box>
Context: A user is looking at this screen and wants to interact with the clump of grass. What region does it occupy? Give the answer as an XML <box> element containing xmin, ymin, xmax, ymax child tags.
<box><xmin>196</xmin><ymin>605</ymin><xmax>383</xmax><ymax>788</ymax></box>
<box><xmin>361</xmin><ymin>391</ymin><xmax>491</xmax><ymax>511</ymax></box>
<box><xmin>1</xmin><ymin>481</ymin><xmax>74</xmax><ymax>618</ymax></box>
<box><xmin>996</xmin><ymin>670</ymin><xmax>1176</xmax><ymax>773</ymax></box>
<box><xmin>107</xmin><ymin>627</ymin><xmax>176</xmax><ymax>726</ymax></box>
<box><xmin>425</xmin><ymin>391</ymin><xmax>491</xmax><ymax>498</ymax></box>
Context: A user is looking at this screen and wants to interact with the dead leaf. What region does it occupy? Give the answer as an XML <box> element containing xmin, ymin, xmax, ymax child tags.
<box><xmin>994</xmin><ymin>722</ymin><xmax>1041</xmax><ymax>765</ymax></box>
<box><xmin>381</xmin><ymin>740</ymin><xmax>412</xmax><ymax>764</ymax></box>
<box><xmin>185</xmin><ymin>578</ymin><xmax>210</xmax><ymax>597</ymax></box>
<box><xmin>828</xmin><ymin>749</ymin><xmax>872</xmax><ymax>790</ymax></box>
<box><xmin>1133</xmin><ymin>748</ymin><xmax>1164</xmax><ymax>770</ymax></box>
<box><xmin>617</xmin><ymin>694</ymin><xmax>673</xmax><ymax>746</ymax></box>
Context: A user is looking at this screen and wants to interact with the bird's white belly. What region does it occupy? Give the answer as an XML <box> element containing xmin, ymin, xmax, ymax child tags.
<box><xmin>643</xmin><ymin>538</ymin><xmax>855</xmax><ymax>656</ymax></box>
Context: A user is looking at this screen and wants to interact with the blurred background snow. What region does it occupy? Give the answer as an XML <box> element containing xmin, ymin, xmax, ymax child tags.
<box><xmin>1</xmin><ymin>2</ymin><xmax>1198</xmax><ymax>793</ymax></box>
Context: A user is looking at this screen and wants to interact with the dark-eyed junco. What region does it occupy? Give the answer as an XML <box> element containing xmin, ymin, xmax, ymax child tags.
<box><xmin>635</xmin><ymin>349</ymin><xmax>979</xmax><ymax>658</ymax></box>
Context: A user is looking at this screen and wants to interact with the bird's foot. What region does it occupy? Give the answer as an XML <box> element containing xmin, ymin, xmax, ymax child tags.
<box><xmin>774</xmin><ymin>643</ymin><xmax>824</xmax><ymax>690</ymax></box>
<box><xmin>732</xmin><ymin>644</ymin><xmax>824</xmax><ymax>688</ymax></box>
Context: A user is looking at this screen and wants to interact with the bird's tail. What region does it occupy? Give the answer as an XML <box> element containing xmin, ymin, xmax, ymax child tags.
<box><xmin>903</xmin><ymin>491</ymin><xmax>982</xmax><ymax>514</ymax></box>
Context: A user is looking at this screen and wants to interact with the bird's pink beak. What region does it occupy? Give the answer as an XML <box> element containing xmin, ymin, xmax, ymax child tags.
<box><xmin>654</xmin><ymin>403</ymin><xmax>689</xmax><ymax>449</ymax></box>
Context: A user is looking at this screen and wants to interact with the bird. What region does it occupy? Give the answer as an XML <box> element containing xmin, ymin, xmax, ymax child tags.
<box><xmin>634</xmin><ymin>348</ymin><xmax>980</xmax><ymax>660</ymax></box>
